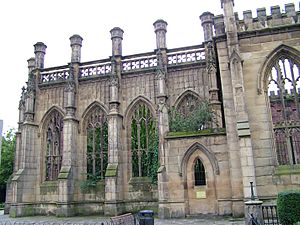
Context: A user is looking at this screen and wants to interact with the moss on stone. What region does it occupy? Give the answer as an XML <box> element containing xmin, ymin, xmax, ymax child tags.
<box><xmin>58</xmin><ymin>166</ymin><xmax>71</xmax><ymax>179</ymax></box>
<box><xmin>166</xmin><ymin>128</ymin><xmax>226</xmax><ymax>138</ymax></box>
<box><xmin>105</xmin><ymin>163</ymin><xmax>118</xmax><ymax>177</ymax></box>
<box><xmin>9</xmin><ymin>207</ymin><xmax>17</xmax><ymax>218</ymax></box>
<box><xmin>80</xmin><ymin>179</ymin><xmax>105</xmax><ymax>193</ymax></box>
<box><xmin>274</xmin><ymin>165</ymin><xmax>300</xmax><ymax>175</ymax></box>
<box><xmin>40</xmin><ymin>181</ymin><xmax>58</xmax><ymax>195</ymax></box>
<box><xmin>23</xmin><ymin>205</ymin><xmax>35</xmax><ymax>216</ymax></box>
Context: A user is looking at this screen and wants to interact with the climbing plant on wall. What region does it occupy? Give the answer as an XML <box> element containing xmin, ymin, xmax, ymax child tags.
<box><xmin>131</xmin><ymin>103</ymin><xmax>159</xmax><ymax>184</ymax></box>
<box><xmin>169</xmin><ymin>100</ymin><xmax>213</xmax><ymax>132</ymax></box>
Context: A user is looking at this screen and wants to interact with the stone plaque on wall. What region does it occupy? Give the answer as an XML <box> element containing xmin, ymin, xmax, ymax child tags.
<box><xmin>196</xmin><ymin>190</ymin><xmax>206</xmax><ymax>199</ymax></box>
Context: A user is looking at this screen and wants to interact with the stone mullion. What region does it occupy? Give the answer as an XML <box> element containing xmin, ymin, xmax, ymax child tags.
<box><xmin>276</xmin><ymin>64</ymin><xmax>288</xmax><ymax>124</ymax></box>
<box><xmin>50</xmin><ymin>138</ymin><xmax>54</xmax><ymax>180</ymax></box>
<box><xmin>92</xmin><ymin>128</ymin><xmax>96</xmax><ymax>176</ymax></box>
<box><xmin>288</xmin><ymin>60</ymin><xmax>300</xmax><ymax>120</ymax></box>
<box><xmin>137</xmin><ymin>121</ymin><xmax>142</xmax><ymax>177</ymax></box>
<box><xmin>100</xmin><ymin>126</ymin><xmax>104</xmax><ymax>179</ymax></box>
<box><xmin>145</xmin><ymin>119</ymin><xmax>149</xmax><ymax>157</ymax></box>
<box><xmin>276</xmin><ymin>63</ymin><xmax>292</xmax><ymax>164</ymax></box>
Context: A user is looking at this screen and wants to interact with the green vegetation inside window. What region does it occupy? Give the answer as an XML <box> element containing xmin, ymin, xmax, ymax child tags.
<box><xmin>86</xmin><ymin>107</ymin><xmax>108</xmax><ymax>181</ymax></box>
<box><xmin>170</xmin><ymin>96</ymin><xmax>213</xmax><ymax>132</ymax></box>
<box><xmin>45</xmin><ymin>111</ymin><xmax>63</xmax><ymax>181</ymax></box>
<box><xmin>131</xmin><ymin>103</ymin><xmax>158</xmax><ymax>184</ymax></box>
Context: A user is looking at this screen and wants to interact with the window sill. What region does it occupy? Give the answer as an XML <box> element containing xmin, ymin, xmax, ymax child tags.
<box><xmin>274</xmin><ymin>164</ymin><xmax>300</xmax><ymax>175</ymax></box>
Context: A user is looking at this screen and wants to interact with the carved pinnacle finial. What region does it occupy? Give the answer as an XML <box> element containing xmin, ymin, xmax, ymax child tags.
<box><xmin>110</xmin><ymin>27</ymin><xmax>124</xmax><ymax>57</ymax></box>
<box><xmin>70</xmin><ymin>34</ymin><xmax>83</xmax><ymax>63</ymax></box>
<box><xmin>200</xmin><ymin>12</ymin><xmax>215</xmax><ymax>41</ymax></box>
<box><xmin>34</xmin><ymin>42</ymin><xmax>47</xmax><ymax>69</ymax></box>
<box><xmin>153</xmin><ymin>19</ymin><xmax>168</xmax><ymax>49</ymax></box>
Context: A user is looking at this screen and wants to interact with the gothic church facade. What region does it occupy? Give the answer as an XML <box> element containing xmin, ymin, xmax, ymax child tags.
<box><xmin>6</xmin><ymin>0</ymin><xmax>300</xmax><ymax>218</ymax></box>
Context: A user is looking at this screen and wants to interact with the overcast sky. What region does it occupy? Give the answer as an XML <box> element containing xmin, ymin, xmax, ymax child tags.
<box><xmin>0</xmin><ymin>0</ymin><xmax>298</xmax><ymax>134</ymax></box>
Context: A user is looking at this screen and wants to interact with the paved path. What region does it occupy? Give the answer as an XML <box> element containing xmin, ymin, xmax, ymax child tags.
<box><xmin>0</xmin><ymin>211</ymin><xmax>245</xmax><ymax>225</ymax></box>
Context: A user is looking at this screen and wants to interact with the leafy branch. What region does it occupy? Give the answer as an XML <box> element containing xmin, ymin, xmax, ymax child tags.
<box><xmin>169</xmin><ymin>101</ymin><xmax>213</xmax><ymax>132</ymax></box>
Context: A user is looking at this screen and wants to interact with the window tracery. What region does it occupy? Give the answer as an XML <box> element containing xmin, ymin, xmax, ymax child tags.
<box><xmin>86</xmin><ymin>106</ymin><xmax>108</xmax><ymax>180</ymax></box>
<box><xmin>45</xmin><ymin>111</ymin><xmax>63</xmax><ymax>181</ymax></box>
<box><xmin>268</xmin><ymin>56</ymin><xmax>300</xmax><ymax>165</ymax></box>
<box><xmin>130</xmin><ymin>103</ymin><xmax>158</xmax><ymax>183</ymax></box>
<box><xmin>177</xmin><ymin>93</ymin><xmax>200</xmax><ymax>117</ymax></box>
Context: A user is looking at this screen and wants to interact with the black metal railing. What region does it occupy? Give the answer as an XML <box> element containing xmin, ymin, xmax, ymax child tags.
<box><xmin>262</xmin><ymin>205</ymin><xmax>281</xmax><ymax>225</ymax></box>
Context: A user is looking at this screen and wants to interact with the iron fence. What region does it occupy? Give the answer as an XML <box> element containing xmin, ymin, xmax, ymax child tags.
<box><xmin>262</xmin><ymin>205</ymin><xmax>280</xmax><ymax>225</ymax></box>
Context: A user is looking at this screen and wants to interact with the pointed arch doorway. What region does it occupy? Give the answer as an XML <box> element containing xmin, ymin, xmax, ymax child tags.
<box><xmin>181</xmin><ymin>143</ymin><xmax>219</xmax><ymax>215</ymax></box>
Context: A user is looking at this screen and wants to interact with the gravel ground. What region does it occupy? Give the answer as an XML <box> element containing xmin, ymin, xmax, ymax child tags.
<box><xmin>0</xmin><ymin>210</ymin><xmax>245</xmax><ymax>225</ymax></box>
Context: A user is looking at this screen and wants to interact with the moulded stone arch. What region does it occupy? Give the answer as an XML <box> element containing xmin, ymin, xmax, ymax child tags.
<box><xmin>80</xmin><ymin>101</ymin><xmax>109</xmax><ymax>134</ymax></box>
<box><xmin>173</xmin><ymin>89</ymin><xmax>202</xmax><ymax>109</ymax></box>
<box><xmin>124</xmin><ymin>95</ymin><xmax>157</xmax><ymax>180</ymax></box>
<box><xmin>124</xmin><ymin>95</ymin><xmax>156</xmax><ymax>127</ymax></box>
<box><xmin>192</xmin><ymin>156</ymin><xmax>207</xmax><ymax>185</ymax></box>
<box><xmin>180</xmin><ymin>142</ymin><xmax>220</xmax><ymax>180</ymax></box>
<box><xmin>39</xmin><ymin>106</ymin><xmax>65</xmax><ymax>181</ymax></box>
<box><xmin>229</xmin><ymin>48</ymin><xmax>242</xmax><ymax>64</ymax></box>
<box><xmin>39</xmin><ymin>106</ymin><xmax>65</xmax><ymax>135</ymax></box>
<box><xmin>257</xmin><ymin>44</ymin><xmax>300</xmax><ymax>94</ymax></box>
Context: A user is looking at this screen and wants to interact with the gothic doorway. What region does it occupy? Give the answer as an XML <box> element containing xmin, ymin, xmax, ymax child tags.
<box><xmin>182</xmin><ymin>143</ymin><xmax>218</xmax><ymax>215</ymax></box>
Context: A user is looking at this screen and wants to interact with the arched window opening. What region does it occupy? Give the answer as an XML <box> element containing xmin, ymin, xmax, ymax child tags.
<box><xmin>170</xmin><ymin>93</ymin><xmax>212</xmax><ymax>132</ymax></box>
<box><xmin>177</xmin><ymin>94</ymin><xmax>200</xmax><ymax>117</ymax></box>
<box><xmin>131</xmin><ymin>103</ymin><xmax>158</xmax><ymax>183</ymax></box>
<box><xmin>45</xmin><ymin>111</ymin><xmax>63</xmax><ymax>181</ymax></box>
<box><xmin>194</xmin><ymin>158</ymin><xmax>206</xmax><ymax>186</ymax></box>
<box><xmin>268</xmin><ymin>56</ymin><xmax>300</xmax><ymax>165</ymax></box>
<box><xmin>86</xmin><ymin>107</ymin><xmax>108</xmax><ymax>181</ymax></box>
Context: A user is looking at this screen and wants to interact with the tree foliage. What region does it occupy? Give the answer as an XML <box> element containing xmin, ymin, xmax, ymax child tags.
<box><xmin>169</xmin><ymin>101</ymin><xmax>213</xmax><ymax>132</ymax></box>
<box><xmin>277</xmin><ymin>189</ymin><xmax>300</xmax><ymax>225</ymax></box>
<box><xmin>131</xmin><ymin>104</ymin><xmax>159</xmax><ymax>184</ymax></box>
<box><xmin>0</xmin><ymin>129</ymin><xmax>16</xmax><ymax>186</ymax></box>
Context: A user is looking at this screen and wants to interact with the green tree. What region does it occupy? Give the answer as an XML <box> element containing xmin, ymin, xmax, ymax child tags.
<box><xmin>169</xmin><ymin>101</ymin><xmax>213</xmax><ymax>132</ymax></box>
<box><xmin>0</xmin><ymin>129</ymin><xmax>16</xmax><ymax>187</ymax></box>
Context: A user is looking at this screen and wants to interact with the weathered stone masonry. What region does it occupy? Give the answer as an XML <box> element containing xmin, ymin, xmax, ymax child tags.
<box><xmin>5</xmin><ymin>0</ymin><xmax>300</xmax><ymax>218</ymax></box>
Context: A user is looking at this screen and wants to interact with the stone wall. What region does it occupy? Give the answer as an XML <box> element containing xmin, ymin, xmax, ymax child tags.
<box><xmin>7</xmin><ymin>0</ymin><xmax>300</xmax><ymax>218</ymax></box>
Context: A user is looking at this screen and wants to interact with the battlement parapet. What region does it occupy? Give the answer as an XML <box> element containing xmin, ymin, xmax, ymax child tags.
<box><xmin>213</xmin><ymin>2</ymin><xmax>300</xmax><ymax>35</ymax></box>
<box><xmin>238</xmin><ymin>3</ymin><xmax>299</xmax><ymax>32</ymax></box>
<box><xmin>269</xmin><ymin>88</ymin><xmax>300</xmax><ymax>98</ymax></box>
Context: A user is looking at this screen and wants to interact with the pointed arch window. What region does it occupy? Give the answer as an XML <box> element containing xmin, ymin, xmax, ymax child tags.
<box><xmin>86</xmin><ymin>106</ymin><xmax>108</xmax><ymax>180</ymax></box>
<box><xmin>194</xmin><ymin>158</ymin><xmax>206</xmax><ymax>186</ymax></box>
<box><xmin>177</xmin><ymin>93</ymin><xmax>200</xmax><ymax>117</ymax></box>
<box><xmin>45</xmin><ymin>111</ymin><xmax>63</xmax><ymax>181</ymax></box>
<box><xmin>171</xmin><ymin>92</ymin><xmax>212</xmax><ymax>132</ymax></box>
<box><xmin>130</xmin><ymin>103</ymin><xmax>158</xmax><ymax>183</ymax></box>
<box><xmin>267</xmin><ymin>55</ymin><xmax>300</xmax><ymax>165</ymax></box>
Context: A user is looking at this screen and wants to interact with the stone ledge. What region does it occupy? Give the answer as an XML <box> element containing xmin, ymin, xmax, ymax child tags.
<box><xmin>274</xmin><ymin>164</ymin><xmax>300</xmax><ymax>175</ymax></box>
<box><xmin>166</xmin><ymin>129</ymin><xmax>226</xmax><ymax>139</ymax></box>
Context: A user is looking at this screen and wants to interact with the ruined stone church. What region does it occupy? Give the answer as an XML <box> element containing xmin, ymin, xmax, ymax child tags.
<box><xmin>6</xmin><ymin>0</ymin><xmax>300</xmax><ymax>218</ymax></box>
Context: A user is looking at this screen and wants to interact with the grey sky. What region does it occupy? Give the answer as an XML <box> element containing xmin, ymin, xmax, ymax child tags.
<box><xmin>0</xmin><ymin>0</ymin><xmax>298</xmax><ymax>133</ymax></box>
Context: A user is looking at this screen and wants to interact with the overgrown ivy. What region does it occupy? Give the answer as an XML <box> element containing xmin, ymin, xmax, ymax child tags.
<box><xmin>169</xmin><ymin>101</ymin><xmax>213</xmax><ymax>132</ymax></box>
<box><xmin>131</xmin><ymin>104</ymin><xmax>159</xmax><ymax>184</ymax></box>
<box><xmin>80</xmin><ymin>174</ymin><xmax>99</xmax><ymax>192</ymax></box>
